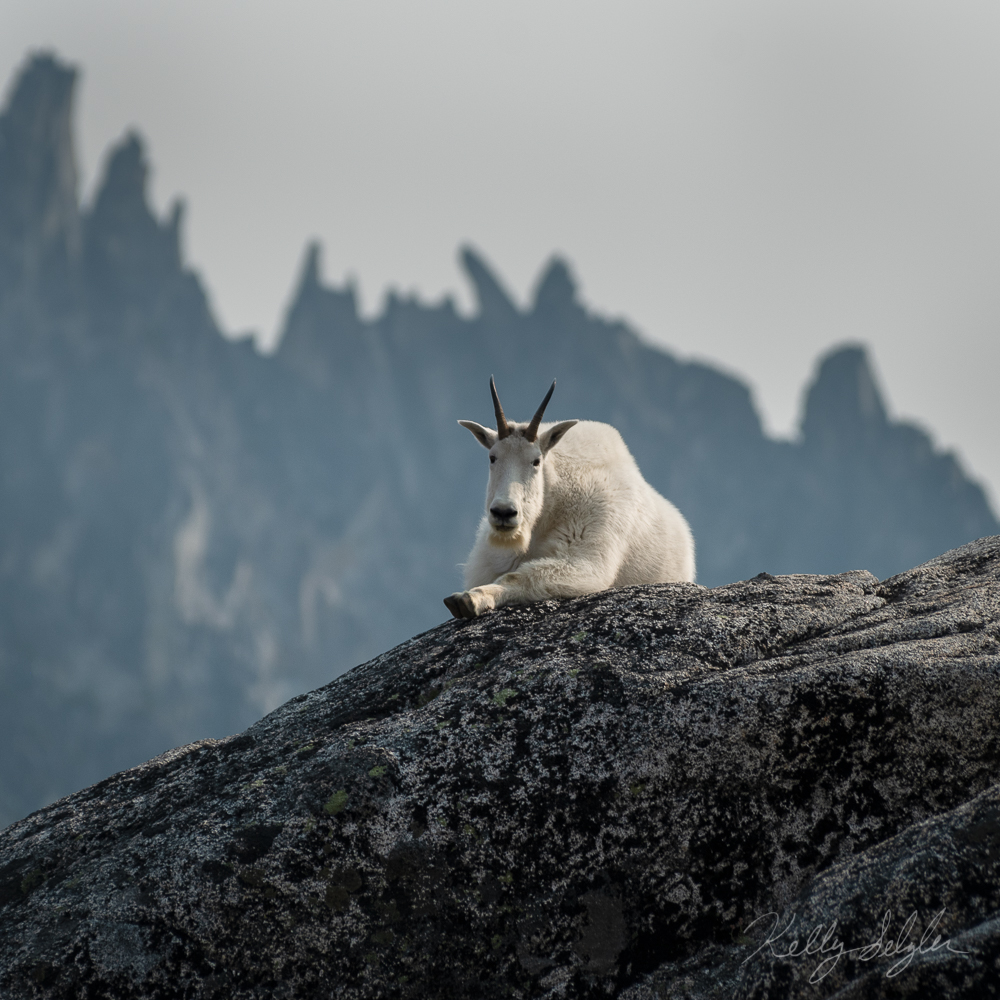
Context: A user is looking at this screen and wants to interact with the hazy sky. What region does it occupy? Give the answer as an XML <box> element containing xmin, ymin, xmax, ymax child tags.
<box><xmin>3</xmin><ymin>1</ymin><xmax>998</xmax><ymax>509</ymax></box>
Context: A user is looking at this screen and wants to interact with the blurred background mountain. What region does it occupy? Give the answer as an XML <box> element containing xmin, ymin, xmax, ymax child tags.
<box><xmin>1</xmin><ymin>54</ymin><xmax>996</xmax><ymax>828</ymax></box>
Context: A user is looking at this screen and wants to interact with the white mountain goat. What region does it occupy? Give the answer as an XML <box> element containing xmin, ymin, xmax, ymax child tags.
<box><xmin>443</xmin><ymin>378</ymin><xmax>696</xmax><ymax>619</ymax></box>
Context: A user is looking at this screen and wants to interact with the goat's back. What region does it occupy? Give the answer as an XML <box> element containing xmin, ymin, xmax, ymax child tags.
<box><xmin>545</xmin><ymin>420</ymin><xmax>640</xmax><ymax>481</ymax></box>
<box><xmin>543</xmin><ymin>420</ymin><xmax>696</xmax><ymax>583</ymax></box>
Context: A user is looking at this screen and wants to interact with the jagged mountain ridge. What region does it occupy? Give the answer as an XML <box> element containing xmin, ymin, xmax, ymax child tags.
<box><xmin>0</xmin><ymin>53</ymin><xmax>996</xmax><ymax>828</ymax></box>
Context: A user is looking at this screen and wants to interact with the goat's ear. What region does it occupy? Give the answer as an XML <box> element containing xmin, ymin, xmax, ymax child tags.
<box><xmin>539</xmin><ymin>420</ymin><xmax>578</xmax><ymax>454</ymax></box>
<box><xmin>458</xmin><ymin>420</ymin><xmax>498</xmax><ymax>449</ymax></box>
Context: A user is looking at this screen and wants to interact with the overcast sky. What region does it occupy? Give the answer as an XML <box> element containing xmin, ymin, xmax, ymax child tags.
<box><xmin>3</xmin><ymin>0</ymin><xmax>998</xmax><ymax>509</ymax></box>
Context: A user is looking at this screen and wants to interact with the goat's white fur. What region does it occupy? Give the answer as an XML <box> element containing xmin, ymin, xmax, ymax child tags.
<box><xmin>444</xmin><ymin>406</ymin><xmax>695</xmax><ymax>619</ymax></box>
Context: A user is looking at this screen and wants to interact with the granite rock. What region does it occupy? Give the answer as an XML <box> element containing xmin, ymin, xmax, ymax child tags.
<box><xmin>1</xmin><ymin>536</ymin><xmax>999</xmax><ymax>998</ymax></box>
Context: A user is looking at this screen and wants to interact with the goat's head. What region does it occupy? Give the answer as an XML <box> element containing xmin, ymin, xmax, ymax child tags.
<box><xmin>459</xmin><ymin>377</ymin><xmax>578</xmax><ymax>551</ymax></box>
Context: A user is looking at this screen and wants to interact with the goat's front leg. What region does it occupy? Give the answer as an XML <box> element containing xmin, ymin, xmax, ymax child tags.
<box><xmin>443</xmin><ymin>584</ymin><xmax>504</xmax><ymax>620</ymax></box>
<box><xmin>444</xmin><ymin>555</ymin><xmax>612</xmax><ymax>618</ymax></box>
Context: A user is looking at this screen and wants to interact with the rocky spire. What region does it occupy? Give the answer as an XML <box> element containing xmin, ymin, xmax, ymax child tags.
<box><xmin>0</xmin><ymin>52</ymin><xmax>81</xmax><ymax>311</ymax></box>
<box><xmin>531</xmin><ymin>255</ymin><xmax>582</xmax><ymax>323</ymax></box>
<box><xmin>275</xmin><ymin>242</ymin><xmax>363</xmax><ymax>385</ymax></box>
<box><xmin>83</xmin><ymin>131</ymin><xmax>185</xmax><ymax>314</ymax></box>
<box><xmin>459</xmin><ymin>245</ymin><xmax>519</xmax><ymax>324</ymax></box>
<box><xmin>801</xmin><ymin>344</ymin><xmax>889</xmax><ymax>451</ymax></box>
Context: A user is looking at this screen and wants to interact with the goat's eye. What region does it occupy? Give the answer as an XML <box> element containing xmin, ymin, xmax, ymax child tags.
<box><xmin>490</xmin><ymin>455</ymin><xmax>496</xmax><ymax>464</ymax></box>
<box><xmin>533</xmin><ymin>458</ymin><xmax>540</xmax><ymax>467</ymax></box>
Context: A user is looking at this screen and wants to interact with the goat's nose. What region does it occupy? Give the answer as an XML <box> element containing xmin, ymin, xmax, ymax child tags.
<box><xmin>490</xmin><ymin>505</ymin><xmax>518</xmax><ymax>521</ymax></box>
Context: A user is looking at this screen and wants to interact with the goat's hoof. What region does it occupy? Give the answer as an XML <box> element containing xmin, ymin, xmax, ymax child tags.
<box><xmin>444</xmin><ymin>592</ymin><xmax>477</xmax><ymax>619</ymax></box>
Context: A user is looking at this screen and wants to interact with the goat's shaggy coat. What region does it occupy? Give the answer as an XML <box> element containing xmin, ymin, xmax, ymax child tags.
<box><xmin>444</xmin><ymin>381</ymin><xmax>695</xmax><ymax>619</ymax></box>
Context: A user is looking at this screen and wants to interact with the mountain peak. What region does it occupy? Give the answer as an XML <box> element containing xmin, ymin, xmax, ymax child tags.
<box><xmin>83</xmin><ymin>131</ymin><xmax>186</xmax><ymax>312</ymax></box>
<box><xmin>92</xmin><ymin>131</ymin><xmax>148</xmax><ymax>216</ymax></box>
<box><xmin>299</xmin><ymin>241</ymin><xmax>322</xmax><ymax>292</ymax></box>
<box><xmin>801</xmin><ymin>344</ymin><xmax>888</xmax><ymax>449</ymax></box>
<box><xmin>0</xmin><ymin>52</ymin><xmax>80</xmax><ymax>305</ymax></box>
<box><xmin>459</xmin><ymin>245</ymin><xmax>519</xmax><ymax>323</ymax></box>
<box><xmin>275</xmin><ymin>241</ymin><xmax>362</xmax><ymax>383</ymax></box>
<box><xmin>531</xmin><ymin>255</ymin><xmax>581</xmax><ymax>320</ymax></box>
<box><xmin>282</xmin><ymin>240</ymin><xmax>358</xmax><ymax>326</ymax></box>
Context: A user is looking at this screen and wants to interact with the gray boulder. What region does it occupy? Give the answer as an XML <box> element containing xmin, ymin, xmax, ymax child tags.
<box><xmin>1</xmin><ymin>535</ymin><xmax>999</xmax><ymax>998</ymax></box>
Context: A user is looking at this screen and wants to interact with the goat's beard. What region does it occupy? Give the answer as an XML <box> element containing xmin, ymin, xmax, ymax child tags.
<box><xmin>487</xmin><ymin>523</ymin><xmax>531</xmax><ymax>552</ymax></box>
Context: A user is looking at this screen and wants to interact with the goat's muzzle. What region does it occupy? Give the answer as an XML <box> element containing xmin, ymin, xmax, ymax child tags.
<box><xmin>489</xmin><ymin>504</ymin><xmax>518</xmax><ymax>529</ymax></box>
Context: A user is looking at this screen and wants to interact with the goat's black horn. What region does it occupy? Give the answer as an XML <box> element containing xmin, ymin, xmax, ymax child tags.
<box><xmin>525</xmin><ymin>379</ymin><xmax>556</xmax><ymax>442</ymax></box>
<box><xmin>490</xmin><ymin>376</ymin><xmax>510</xmax><ymax>439</ymax></box>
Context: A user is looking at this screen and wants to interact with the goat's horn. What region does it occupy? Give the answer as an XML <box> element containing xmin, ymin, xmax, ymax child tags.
<box><xmin>525</xmin><ymin>379</ymin><xmax>556</xmax><ymax>442</ymax></box>
<box><xmin>490</xmin><ymin>376</ymin><xmax>510</xmax><ymax>439</ymax></box>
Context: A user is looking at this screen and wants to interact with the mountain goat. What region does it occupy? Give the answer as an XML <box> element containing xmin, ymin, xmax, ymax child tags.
<box><xmin>444</xmin><ymin>378</ymin><xmax>695</xmax><ymax>619</ymax></box>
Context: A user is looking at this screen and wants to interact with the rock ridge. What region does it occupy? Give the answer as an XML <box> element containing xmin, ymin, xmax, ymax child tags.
<box><xmin>1</xmin><ymin>536</ymin><xmax>999</xmax><ymax>998</ymax></box>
